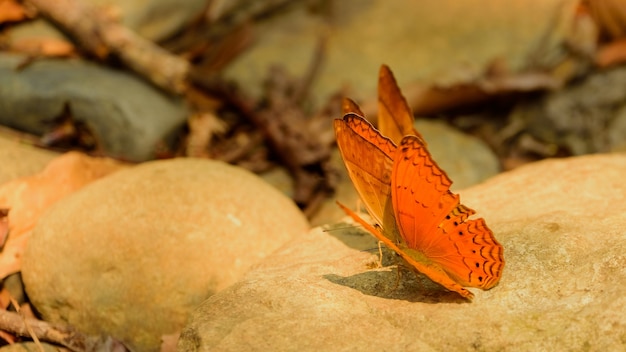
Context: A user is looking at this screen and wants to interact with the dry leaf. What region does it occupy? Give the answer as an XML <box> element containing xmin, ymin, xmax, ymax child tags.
<box><xmin>584</xmin><ymin>0</ymin><xmax>626</xmax><ymax>41</ymax></box>
<box><xmin>0</xmin><ymin>152</ymin><xmax>127</xmax><ymax>279</ymax></box>
<box><xmin>596</xmin><ymin>38</ymin><xmax>626</xmax><ymax>66</ymax></box>
<box><xmin>0</xmin><ymin>329</ymin><xmax>15</xmax><ymax>345</ymax></box>
<box><xmin>578</xmin><ymin>0</ymin><xmax>626</xmax><ymax>67</ymax></box>
<box><xmin>0</xmin><ymin>287</ymin><xmax>11</xmax><ymax>310</ymax></box>
<box><xmin>9</xmin><ymin>37</ymin><xmax>77</xmax><ymax>58</ymax></box>
<box><xmin>0</xmin><ymin>0</ymin><xmax>31</xmax><ymax>24</ymax></box>
<box><xmin>18</xmin><ymin>303</ymin><xmax>37</xmax><ymax>319</ymax></box>
<box><xmin>186</xmin><ymin>112</ymin><xmax>226</xmax><ymax>157</ymax></box>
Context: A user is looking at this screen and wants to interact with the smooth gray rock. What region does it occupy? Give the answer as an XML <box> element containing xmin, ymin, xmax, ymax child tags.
<box><xmin>0</xmin><ymin>53</ymin><xmax>187</xmax><ymax>161</ymax></box>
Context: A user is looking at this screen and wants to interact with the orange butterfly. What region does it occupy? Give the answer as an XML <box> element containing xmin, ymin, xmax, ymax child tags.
<box><xmin>335</xmin><ymin>65</ymin><xmax>504</xmax><ymax>300</ymax></box>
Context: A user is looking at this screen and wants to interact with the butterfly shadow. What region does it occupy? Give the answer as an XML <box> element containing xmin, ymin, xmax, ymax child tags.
<box><xmin>323</xmin><ymin>250</ymin><xmax>469</xmax><ymax>304</ymax></box>
<box><xmin>322</xmin><ymin>222</ymin><xmax>385</xmax><ymax>251</ymax></box>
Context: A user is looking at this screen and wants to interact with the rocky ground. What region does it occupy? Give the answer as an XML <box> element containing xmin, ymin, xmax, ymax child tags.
<box><xmin>1</xmin><ymin>0</ymin><xmax>626</xmax><ymax>351</ymax></box>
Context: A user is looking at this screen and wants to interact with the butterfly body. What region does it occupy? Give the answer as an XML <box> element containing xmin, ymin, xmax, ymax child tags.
<box><xmin>334</xmin><ymin>65</ymin><xmax>504</xmax><ymax>300</ymax></box>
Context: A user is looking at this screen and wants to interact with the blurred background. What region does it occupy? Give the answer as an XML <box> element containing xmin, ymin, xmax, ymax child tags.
<box><xmin>1</xmin><ymin>0</ymin><xmax>626</xmax><ymax>221</ymax></box>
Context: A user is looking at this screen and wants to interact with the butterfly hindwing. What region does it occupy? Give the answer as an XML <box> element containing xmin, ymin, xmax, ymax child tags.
<box><xmin>392</xmin><ymin>135</ymin><xmax>504</xmax><ymax>290</ymax></box>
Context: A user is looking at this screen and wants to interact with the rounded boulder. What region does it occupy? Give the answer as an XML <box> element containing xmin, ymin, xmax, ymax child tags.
<box><xmin>22</xmin><ymin>158</ymin><xmax>308</xmax><ymax>351</ymax></box>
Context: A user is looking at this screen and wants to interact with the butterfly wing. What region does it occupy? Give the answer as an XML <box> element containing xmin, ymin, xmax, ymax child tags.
<box><xmin>342</xmin><ymin>98</ymin><xmax>365</xmax><ymax>117</ymax></box>
<box><xmin>336</xmin><ymin>201</ymin><xmax>474</xmax><ymax>300</ymax></box>
<box><xmin>392</xmin><ymin>135</ymin><xmax>504</xmax><ymax>290</ymax></box>
<box><xmin>334</xmin><ymin>114</ymin><xmax>477</xmax><ymax>299</ymax></box>
<box><xmin>377</xmin><ymin>65</ymin><xmax>424</xmax><ymax>144</ymax></box>
<box><xmin>334</xmin><ymin>113</ymin><xmax>396</xmax><ymax>228</ymax></box>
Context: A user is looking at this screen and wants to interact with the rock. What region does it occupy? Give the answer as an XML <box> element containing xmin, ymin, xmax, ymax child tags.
<box><xmin>8</xmin><ymin>0</ymin><xmax>207</xmax><ymax>43</ymax></box>
<box><xmin>510</xmin><ymin>65</ymin><xmax>626</xmax><ymax>155</ymax></box>
<box><xmin>0</xmin><ymin>135</ymin><xmax>58</xmax><ymax>185</ymax></box>
<box><xmin>179</xmin><ymin>153</ymin><xmax>626</xmax><ymax>351</ymax></box>
<box><xmin>225</xmin><ymin>0</ymin><xmax>570</xmax><ymax>105</ymax></box>
<box><xmin>311</xmin><ymin>119</ymin><xmax>499</xmax><ymax>226</ymax></box>
<box><xmin>112</xmin><ymin>0</ymin><xmax>207</xmax><ymax>42</ymax></box>
<box><xmin>0</xmin><ymin>53</ymin><xmax>188</xmax><ymax>162</ymax></box>
<box><xmin>21</xmin><ymin>158</ymin><xmax>309</xmax><ymax>352</ymax></box>
<box><xmin>0</xmin><ymin>343</ymin><xmax>60</xmax><ymax>352</ymax></box>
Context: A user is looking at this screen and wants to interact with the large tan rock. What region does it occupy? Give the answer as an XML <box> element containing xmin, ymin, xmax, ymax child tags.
<box><xmin>225</xmin><ymin>0</ymin><xmax>571</xmax><ymax>104</ymax></box>
<box><xmin>179</xmin><ymin>153</ymin><xmax>626</xmax><ymax>351</ymax></box>
<box><xmin>22</xmin><ymin>158</ymin><xmax>309</xmax><ymax>352</ymax></box>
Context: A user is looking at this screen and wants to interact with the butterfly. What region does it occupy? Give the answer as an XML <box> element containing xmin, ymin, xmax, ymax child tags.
<box><xmin>334</xmin><ymin>65</ymin><xmax>504</xmax><ymax>300</ymax></box>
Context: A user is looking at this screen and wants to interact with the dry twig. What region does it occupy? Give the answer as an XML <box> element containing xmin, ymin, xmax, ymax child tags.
<box><xmin>24</xmin><ymin>0</ymin><xmax>189</xmax><ymax>94</ymax></box>
<box><xmin>0</xmin><ymin>308</ymin><xmax>128</xmax><ymax>351</ymax></box>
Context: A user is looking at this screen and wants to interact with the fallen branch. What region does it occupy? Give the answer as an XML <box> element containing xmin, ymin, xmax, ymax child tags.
<box><xmin>25</xmin><ymin>0</ymin><xmax>189</xmax><ymax>94</ymax></box>
<box><xmin>0</xmin><ymin>309</ymin><xmax>128</xmax><ymax>351</ymax></box>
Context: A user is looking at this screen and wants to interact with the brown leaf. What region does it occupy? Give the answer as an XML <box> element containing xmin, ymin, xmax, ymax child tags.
<box><xmin>18</xmin><ymin>303</ymin><xmax>37</xmax><ymax>319</ymax></box>
<box><xmin>0</xmin><ymin>287</ymin><xmax>11</xmax><ymax>310</ymax></box>
<box><xmin>584</xmin><ymin>0</ymin><xmax>626</xmax><ymax>42</ymax></box>
<box><xmin>8</xmin><ymin>37</ymin><xmax>76</xmax><ymax>58</ymax></box>
<box><xmin>185</xmin><ymin>112</ymin><xmax>226</xmax><ymax>157</ymax></box>
<box><xmin>596</xmin><ymin>38</ymin><xmax>626</xmax><ymax>66</ymax></box>
<box><xmin>0</xmin><ymin>0</ymin><xmax>32</xmax><ymax>24</ymax></box>
<box><xmin>0</xmin><ymin>152</ymin><xmax>127</xmax><ymax>279</ymax></box>
<box><xmin>0</xmin><ymin>329</ymin><xmax>15</xmax><ymax>345</ymax></box>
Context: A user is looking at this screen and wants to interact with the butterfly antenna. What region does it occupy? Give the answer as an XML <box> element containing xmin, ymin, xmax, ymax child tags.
<box><xmin>322</xmin><ymin>224</ymin><xmax>365</xmax><ymax>233</ymax></box>
<box><xmin>392</xmin><ymin>265</ymin><xmax>403</xmax><ymax>291</ymax></box>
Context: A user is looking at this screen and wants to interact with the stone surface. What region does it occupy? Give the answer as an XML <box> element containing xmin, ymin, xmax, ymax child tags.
<box><xmin>179</xmin><ymin>153</ymin><xmax>626</xmax><ymax>351</ymax></box>
<box><xmin>511</xmin><ymin>65</ymin><xmax>626</xmax><ymax>155</ymax></box>
<box><xmin>225</xmin><ymin>0</ymin><xmax>571</xmax><ymax>105</ymax></box>
<box><xmin>0</xmin><ymin>343</ymin><xmax>60</xmax><ymax>352</ymax></box>
<box><xmin>0</xmin><ymin>135</ymin><xmax>58</xmax><ymax>185</ymax></box>
<box><xmin>311</xmin><ymin>119</ymin><xmax>499</xmax><ymax>226</ymax></box>
<box><xmin>8</xmin><ymin>0</ymin><xmax>207</xmax><ymax>43</ymax></box>
<box><xmin>21</xmin><ymin>158</ymin><xmax>309</xmax><ymax>352</ymax></box>
<box><xmin>0</xmin><ymin>53</ymin><xmax>188</xmax><ymax>162</ymax></box>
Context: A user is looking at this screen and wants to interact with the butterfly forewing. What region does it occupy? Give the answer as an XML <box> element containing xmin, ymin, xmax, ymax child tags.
<box><xmin>378</xmin><ymin>65</ymin><xmax>424</xmax><ymax>144</ymax></box>
<box><xmin>342</xmin><ymin>98</ymin><xmax>365</xmax><ymax>117</ymax></box>
<box><xmin>334</xmin><ymin>114</ymin><xmax>396</xmax><ymax>227</ymax></box>
<box><xmin>392</xmin><ymin>135</ymin><xmax>504</xmax><ymax>290</ymax></box>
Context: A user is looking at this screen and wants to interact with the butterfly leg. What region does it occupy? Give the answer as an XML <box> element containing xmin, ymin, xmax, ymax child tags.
<box><xmin>377</xmin><ymin>241</ymin><xmax>384</xmax><ymax>268</ymax></box>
